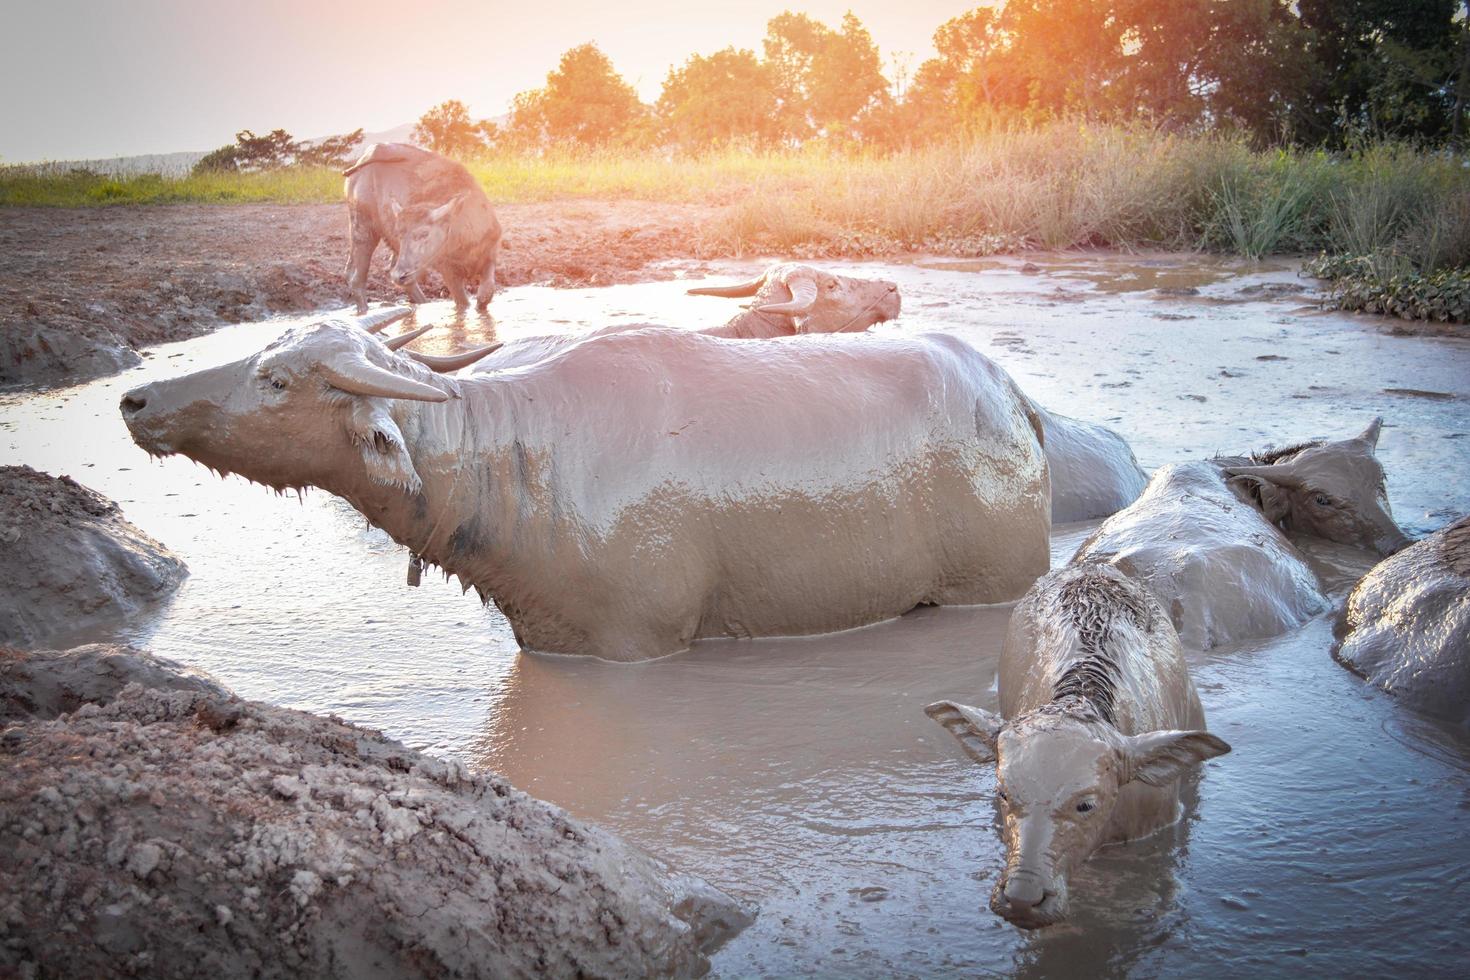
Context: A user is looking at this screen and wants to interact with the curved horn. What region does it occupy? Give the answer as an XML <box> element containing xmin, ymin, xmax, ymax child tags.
<box><xmin>686</xmin><ymin>271</ymin><xmax>768</xmax><ymax>298</ymax></box>
<box><xmin>756</xmin><ymin>275</ymin><xmax>818</xmax><ymax>317</ymax></box>
<box><xmin>358</xmin><ymin>307</ymin><xmax>414</xmax><ymax>334</ymax></box>
<box><xmin>1354</xmin><ymin>416</ymin><xmax>1383</xmax><ymax>449</ymax></box>
<box><xmin>320</xmin><ymin>357</ymin><xmax>449</xmax><ymax>402</ymax></box>
<box><xmin>407</xmin><ymin>342</ymin><xmax>504</xmax><ymax>373</ymax></box>
<box><xmin>1221</xmin><ymin>462</ymin><xmax>1301</xmax><ymax>487</ymax></box>
<box><xmin>382</xmin><ymin>323</ymin><xmax>436</xmax><ymax>351</ymax></box>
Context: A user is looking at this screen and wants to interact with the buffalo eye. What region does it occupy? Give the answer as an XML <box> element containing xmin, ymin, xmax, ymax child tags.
<box><xmin>271</xmin><ymin>379</ymin><xmax>286</xmax><ymax>390</ymax></box>
<box><xmin>1312</xmin><ymin>493</ymin><xmax>1331</xmax><ymax>507</ymax></box>
<box><xmin>997</xmin><ymin>788</ymin><xmax>1009</xmax><ymax>803</ymax></box>
<box><xmin>1076</xmin><ymin>801</ymin><xmax>1095</xmax><ymax>813</ymax></box>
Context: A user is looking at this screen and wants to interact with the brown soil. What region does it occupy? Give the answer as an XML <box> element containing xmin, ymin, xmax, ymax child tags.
<box><xmin>0</xmin><ymin>466</ymin><xmax>188</xmax><ymax>648</ymax></box>
<box><xmin>0</xmin><ymin>201</ymin><xmax>720</xmax><ymax>387</ymax></box>
<box><xmin>0</xmin><ymin>644</ymin><xmax>752</xmax><ymax>978</ymax></box>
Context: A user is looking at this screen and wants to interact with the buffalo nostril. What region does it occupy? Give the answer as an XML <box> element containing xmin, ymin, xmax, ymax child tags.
<box><xmin>121</xmin><ymin>393</ymin><xmax>147</xmax><ymax>415</ymax></box>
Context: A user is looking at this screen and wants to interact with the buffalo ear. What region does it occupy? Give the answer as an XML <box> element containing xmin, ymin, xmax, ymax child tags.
<box><xmin>1226</xmin><ymin>473</ymin><xmax>1292</xmax><ymax>525</ymax></box>
<box><xmin>429</xmin><ymin>193</ymin><xmax>467</xmax><ymax>223</ymax></box>
<box><xmin>925</xmin><ymin>700</ymin><xmax>1004</xmax><ymax>765</ymax></box>
<box><xmin>1121</xmin><ymin>730</ymin><xmax>1231</xmax><ymax>787</ymax></box>
<box><xmin>345</xmin><ymin>399</ymin><xmax>422</xmax><ymax>494</ymax></box>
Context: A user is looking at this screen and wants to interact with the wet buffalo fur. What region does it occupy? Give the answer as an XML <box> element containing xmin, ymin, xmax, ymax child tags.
<box><xmin>1047</xmin><ymin>570</ymin><xmax>1154</xmax><ymax>726</ymax></box>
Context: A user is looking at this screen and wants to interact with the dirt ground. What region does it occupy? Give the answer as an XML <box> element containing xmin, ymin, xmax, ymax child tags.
<box><xmin>0</xmin><ymin>644</ymin><xmax>751</xmax><ymax>978</ymax></box>
<box><xmin>0</xmin><ymin>200</ymin><xmax>720</xmax><ymax>386</ymax></box>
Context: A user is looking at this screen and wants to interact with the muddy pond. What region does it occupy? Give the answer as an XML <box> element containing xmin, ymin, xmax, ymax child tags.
<box><xmin>4</xmin><ymin>253</ymin><xmax>1469</xmax><ymax>977</ymax></box>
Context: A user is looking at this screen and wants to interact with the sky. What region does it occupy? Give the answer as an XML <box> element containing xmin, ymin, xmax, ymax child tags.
<box><xmin>0</xmin><ymin>0</ymin><xmax>985</xmax><ymax>162</ymax></box>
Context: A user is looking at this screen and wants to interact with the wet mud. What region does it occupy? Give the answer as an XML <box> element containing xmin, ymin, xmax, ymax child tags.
<box><xmin>3</xmin><ymin>253</ymin><xmax>1469</xmax><ymax>975</ymax></box>
<box><xmin>0</xmin><ymin>644</ymin><xmax>750</xmax><ymax>978</ymax></box>
<box><xmin>0</xmin><ymin>201</ymin><xmax>720</xmax><ymax>388</ymax></box>
<box><xmin>0</xmin><ymin>465</ymin><xmax>186</xmax><ymax>649</ymax></box>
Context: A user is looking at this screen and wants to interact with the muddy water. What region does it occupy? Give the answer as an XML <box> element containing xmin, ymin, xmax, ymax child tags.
<box><xmin>4</xmin><ymin>253</ymin><xmax>1469</xmax><ymax>975</ymax></box>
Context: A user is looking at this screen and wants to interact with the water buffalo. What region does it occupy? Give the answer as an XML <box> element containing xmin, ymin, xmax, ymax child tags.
<box><xmin>926</xmin><ymin>563</ymin><xmax>1230</xmax><ymax>929</ymax></box>
<box><xmin>1026</xmin><ymin>402</ymin><xmax>1147</xmax><ymax>523</ymax></box>
<box><xmin>459</xmin><ymin>264</ymin><xmax>902</xmax><ymax>373</ymax></box>
<box><xmin>343</xmin><ymin>143</ymin><xmax>502</xmax><ymax>315</ymax></box>
<box><xmin>690</xmin><ymin>266</ymin><xmax>1145</xmax><ymax>521</ymax></box>
<box><xmin>685</xmin><ymin>263</ymin><xmax>901</xmax><ymax>337</ymax></box>
<box><xmin>1335</xmin><ymin>515</ymin><xmax>1469</xmax><ymax>727</ymax></box>
<box><xmin>1074</xmin><ymin>419</ymin><xmax>1412</xmax><ymax>649</ymax></box>
<box><xmin>120</xmin><ymin>317</ymin><xmax>1051</xmax><ymax>662</ymax></box>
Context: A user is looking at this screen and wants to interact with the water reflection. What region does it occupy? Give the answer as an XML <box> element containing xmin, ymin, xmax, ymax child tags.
<box><xmin>4</xmin><ymin>254</ymin><xmax>1469</xmax><ymax>975</ymax></box>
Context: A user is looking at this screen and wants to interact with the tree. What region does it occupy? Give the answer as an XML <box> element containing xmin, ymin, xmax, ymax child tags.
<box><xmin>1291</xmin><ymin>0</ymin><xmax>1460</xmax><ymax>141</ymax></box>
<box><xmin>412</xmin><ymin>100</ymin><xmax>497</xmax><ymax>157</ymax></box>
<box><xmin>507</xmin><ymin>44</ymin><xmax>647</xmax><ymax>147</ymax></box>
<box><xmin>657</xmin><ymin>47</ymin><xmax>780</xmax><ymax>147</ymax></box>
<box><xmin>762</xmin><ymin>12</ymin><xmax>892</xmax><ymax>141</ymax></box>
<box><xmin>299</xmin><ymin>128</ymin><xmax>365</xmax><ymax>169</ymax></box>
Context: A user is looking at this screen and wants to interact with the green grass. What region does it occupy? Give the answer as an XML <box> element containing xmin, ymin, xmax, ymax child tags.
<box><xmin>5</xmin><ymin>122</ymin><xmax>1470</xmax><ymax>272</ymax></box>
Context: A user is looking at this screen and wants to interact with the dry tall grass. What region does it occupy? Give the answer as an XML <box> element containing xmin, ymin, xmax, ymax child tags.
<box><xmin>5</xmin><ymin>123</ymin><xmax>1469</xmax><ymax>267</ymax></box>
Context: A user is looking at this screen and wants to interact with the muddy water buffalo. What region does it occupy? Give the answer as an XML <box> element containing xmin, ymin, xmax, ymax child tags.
<box><xmin>1074</xmin><ymin>419</ymin><xmax>1412</xmax><ymax>649</ymax></box>
<box><xmin>1335</xmin><ymin>515</ymin><xmax>1470</xmax><ymax>727</ymax></box>
<box><xmin>926</xmin><ymin>564</ymin><xmax>1230</xmax><ymax>929</ymax></box>
<box><xmin>686</xmin><ymin>263</ymin><xmax>901</xmax><ymax>337</ymax></box>
<box><xmin>120</xmin><ymin>318</ymin><xmax>1051</xmax><ymax>662</ymax></box>
<box><xmin>1025</xmin><ymin>401</ymin><xmax>1147</xmax><ymax>523</ymax></box>
<box><xmin>689</xmin><ymin>266</ymin><xmax>1145</xmax><ymax>520</ymax></box>
<box><xmin>343</xmin><ymin>143</ymin><xmax>502</xmax><ymax>315</ymax></box>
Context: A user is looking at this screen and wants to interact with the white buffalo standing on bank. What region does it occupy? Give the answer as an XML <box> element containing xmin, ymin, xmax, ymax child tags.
<box><xmin>120</xmin><ymin>317</ymin><xmax>1051</xmax><ymax>662</ymax></box>
<box><xmin>1074</xmin><ymin>419</ymin><xmax>1413</xmax><ymax>649</ymax></box>
<box><xmin>926</xmin><ymin>564</ymin><xmax>1231</xmax><ymax>929</ymax></box>
<box><xmin>343</xmin><ymin>143</ymin><xmax>502</xmax><ymax>315</ymax></box>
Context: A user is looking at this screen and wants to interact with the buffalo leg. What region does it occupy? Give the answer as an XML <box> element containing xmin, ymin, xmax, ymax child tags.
<box><xmin>347</xmin><ymin>229</ymin><xmax>378</xmax><ymax>315</ymax></box>
<box><xmin>475</xmin><ymin>257</ymin><xmax>497</xmax><ymax>310</ymax></box>
<box><xmin>443</xmin><ymin>271</ymin><xmax>470</xmax><ymax>310</ymax></box>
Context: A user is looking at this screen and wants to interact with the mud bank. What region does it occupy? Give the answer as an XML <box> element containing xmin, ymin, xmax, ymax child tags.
<box><xmin>0</xmin><ymin>201</ymin><xmax>719</xmax><ymax>388</ymax></box>
<box><xmin>0</xmin><ymin>465</ymin><xmax>186</xmax><ymax>648</ymax></box>
<box><xmin>0</xmin><ymin>644</ymin><xmax>751</xmax><ymax>979</ymax></box>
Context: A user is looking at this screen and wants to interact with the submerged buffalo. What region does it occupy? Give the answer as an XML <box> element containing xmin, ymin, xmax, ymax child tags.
<box><xmin>467</xmin><ymin>263</ymin><xmax>901</xmax><ymax>373</ymax></box>
<box><xmin>926</xmin><ymin>563</ymin><xmax>1230</xmax><ymax>929</ymax></box>
<box><xmin>1334</xmin><ymin>515</ymin><xmax>1469</xmax><ymax>727</ymax></box>
<box><xmin>343</xmin><ymin>143</ymin><xmax>502</xmax><ymax>315</ymax></box>
<box><xmin>1074</xmin><ymin>419</ymin><xmax>1412</xmax><ymax>649</ymax></box>
<box><xmin>685</xmin><ymin>263</ymin><xmax>901</xmax><ymax>336</ymax></box>
<box><xmin>121</xmin><ymin>316</ymin><xmax>1050</xmax><ymax>662</ymax></box>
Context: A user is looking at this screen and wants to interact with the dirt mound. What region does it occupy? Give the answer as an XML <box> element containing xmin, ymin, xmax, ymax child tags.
<box><xmin>0</xmin><ymin>466</ymin><xmax>187</xmax><ymax>648</ymax></box>
<box><xmin>0</xmin><ymin>644</ymin><xmax>752</xmax><ymax>978</ymax></box>
<box><xmin>0</xmin><ymin>202</ymin><xmax>720</xmax><ymax>389</ymax></box>
<box><xmin>0</xmin><ymin>643</ymin><xmax>224</xmax><ymax>723</ymax></box>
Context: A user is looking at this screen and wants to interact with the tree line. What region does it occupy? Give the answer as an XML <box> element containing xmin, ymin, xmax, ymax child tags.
<box><xmin>200</xmin><ymin>1</ymin><xmax>1470</xmax><ymax>173</ymax></box>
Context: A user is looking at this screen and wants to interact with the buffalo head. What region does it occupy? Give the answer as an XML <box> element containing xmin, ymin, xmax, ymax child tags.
<box><xmin>925</xmin><ymin>699</ymin><xmax>1229</xmax><ymax>929</ymax></box>
<box><xmin>1224</xmin><ymin>418</ymin><xmax>1412</xmax><ymax>556</ymax></box>
<box><xmin>688</xmin><ymin>263</ymin><xmax>901</xmax><ymax>333</ymax></box>
<box><xmin>120</xmin><ymin>312</ymin><xmax>496</xmax><ymax>495</ymax></box>
<box><xmin>389</xmin><ymin>194</ymin><xmax>468</xmax><ymax>287</ymax></box>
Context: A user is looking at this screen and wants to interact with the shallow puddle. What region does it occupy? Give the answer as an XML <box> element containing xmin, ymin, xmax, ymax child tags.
<box><xmin>3</xmin><ymin>253</ymin><xmax>1469</xmax><ymax>976</ymax></box>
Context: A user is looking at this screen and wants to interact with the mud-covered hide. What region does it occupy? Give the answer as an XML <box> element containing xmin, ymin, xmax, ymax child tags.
<box><xmin>925</xmin><ymin>565</ymin><xmax>1226</xmax><ymax>929</ymax></box>
<box><xmin>1335</xmin><ymin>516</ymin><xmax>1470</xmax><ymax>726</ymax></box>
<box><xmin>0</xmin><ymin>645</ymin><xmax>752</xmax><ymax>979</ymax></box>
<box><xmin>0</xmin><ymin>466</ymin><xmax>187</xmax><ymax>648</ymax></box>
<box><xmin>1074</xmin><ymin>461</ymin><xmax>1327</xmax><ymax>649</ymax></box>
<box><xmin>1037</xmin><ymin>409</ymin><xmax>1148</xmax><ymax>523</ymax></box>
<box><xmin>123</xmin><ymin>323</ymin><xmax>1052</xmax><ymax>661</ymax></box>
